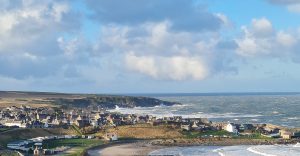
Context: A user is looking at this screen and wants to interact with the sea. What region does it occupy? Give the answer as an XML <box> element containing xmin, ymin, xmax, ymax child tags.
<box><xmin>148</xmin><ymin>144</ymin><xmax>300</xmax><ymax>156</ymax></box>
<box><xmin>111</xmin><ymin>92</ymin><xmax>300</xmax><ymax>128</ymax></box>
<box><xmin>107</xmin><ymin>93</ymin><xmax>300</xmax><ymax>155</ymax></box>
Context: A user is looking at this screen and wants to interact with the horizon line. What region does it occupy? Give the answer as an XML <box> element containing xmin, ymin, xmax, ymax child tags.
<box><xmin>1</xmin><ymin>90</ymin><xmax>300</xmax><ymax>96</ymax></box>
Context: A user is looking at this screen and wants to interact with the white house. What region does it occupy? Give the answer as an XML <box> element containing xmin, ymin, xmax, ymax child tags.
<box><xmin>4</xmin><ymin>120</ymin><xmax>27</xmax><ymax>128</ymax></box>
<box><xmin>225</xmin><ymin>123</ymin><xmax>238</xmax><ymax>134</ymax></box>
<box><xmin>44</xmin><ymin>122</ymin><xmax>49</xmax><ymax>128</ymax></box>
<box><xmin>104</xmin><ymin>133</ymin><xmax>118</xmax><ymax>141</ymax></box>
<box><xmin>181</xmin><ymin>123</ymin><xmax>190</xmax><ymax>131</ymax></box>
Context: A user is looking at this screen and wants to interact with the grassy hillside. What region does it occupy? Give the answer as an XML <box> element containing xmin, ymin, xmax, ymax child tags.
<box><xmin>0</xmin><ymin>128</ymin><xmax>75</xmax><ymax>147</ymax></box>
<box><xmin>97</xmin><ymin>124</ymin><xmax>183</xmax><ymax>139</ymax></box>
<box><xmin>43</xmin><ymin>139</ymin><xmax>104</xmax><ymax>156</ymax></box>
<box><xmin>0</xmin><ymin>91</ymin><xmax>179</xmax><ymax>109</ymax></box>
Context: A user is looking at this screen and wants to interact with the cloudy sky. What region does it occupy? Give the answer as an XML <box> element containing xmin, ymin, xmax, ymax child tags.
<box><xmin>1</xmin><ymin>0</ymin><xmax>300</xmax><ymax>93</ymax></box>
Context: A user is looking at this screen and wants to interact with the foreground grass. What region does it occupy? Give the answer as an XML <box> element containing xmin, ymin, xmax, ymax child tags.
<box><xmin>0</xmin><ymin>128</ymin><xmax>75</xmax><ymax>147</ymax></box>
<box><xmin>0</xmin><ymin>128</ymin><xmax>13</xmax><ymax>133</ymax></box>
<box><xmin>0</xmin><ymin>150</ymin><xmax>19</xmax><ymax>156</ymax></box>
<box><xmin>71</xmin><ymin>125</ymin><xmax>82</xmax><ymax>135</ymax></box>
<box><xmin>182</xmin><ymin>130</ymin><xmax>233</xmax><ymax>138</ymax></box>
<box><xmin>237</xmin><ymin>133</ymin><xmax>274</xmax><ymax>140</ymax></box>
<box><xmin>182</xmin><ymin>130</ymin><xmax>274</xmax><ymax>140</ymax></box>
<box><xmin>43</xmin><ymin>139</ymin><xmax>104</xmax><ymax>156</ymax></box>
<box><xmin>97</xmin><ymin>124</ymin><xmax>183</xmax><ymax>139</ymax></box>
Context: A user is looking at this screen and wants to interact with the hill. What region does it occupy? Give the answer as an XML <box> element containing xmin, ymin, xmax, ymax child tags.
<box><xmin>0</xmin><ymin>91</ymin><xmax>180</xmax><ymax>109</ymax></box>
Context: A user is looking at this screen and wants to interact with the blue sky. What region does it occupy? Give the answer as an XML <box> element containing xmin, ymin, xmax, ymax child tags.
<box><xmin>1</xmin><ymin>0</ymin><xmax>300</xmax><ymax>93</ymax></box>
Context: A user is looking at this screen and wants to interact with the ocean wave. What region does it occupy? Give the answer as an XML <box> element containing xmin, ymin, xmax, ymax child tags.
<box><xmin>150</xmin><ymin>145</ymin><xmax>300</xmax><ymax>156</ymax></box>
<box><xmin>247</xmin><ymin>147</ymin><xmax>276</xmax><ymax>156</ymax></box>
<box><xmin>213</xmin><ymin>149</ymin><xmax>226</xmax><ymax>156</ymax></box>
<box><xmin>108</xmin><ymin>106</ymin><xmax>262</xmax><ymax>119</ymax></box>
<box><xmin>287</xmin><ymin>117</ymin><xmax>299</xmax><ymax>120</ymax></box>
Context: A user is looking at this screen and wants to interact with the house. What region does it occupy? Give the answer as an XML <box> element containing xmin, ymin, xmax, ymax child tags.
<box><xmin>75</xmin><ymin>120</ymin><xmax>90</xmax><ymax>128</ymax></box>
<box><xmin>87</xmin><ymin>135</ymin><xmax>95</xmax><ymax>139</ymax></box>
<box><xmin>191</xmin><ymin>122</ymin><xmax>204</xmax><ymax>131</ymax></box>
<box><xmin>280</xmin><ymin>131</ymin><xmax>293</xmax><ymax>139</ymax></box>
<box><xmin>152</xmin><ymin>119</ymin><xmax>165</xmax><ymax>126</ymax></box>
<box><xmin>104</xmin><ymin>133</ymin><xmax>118</xmax><ymax>141</ymax></box>
<box><xmin>279</xmin><ymin>129</ymin><xmax>300</xmax><ymax>139</ymax></box>
<box><xmin>210</xmin><ymin>122</ymin><xmax>226</xmax><ymax>130</ymax></box>
<box><xmin>90</xmin><ymin>119</ymin><xmax>99</xmax><ymax>127</ymax></box>
<box><xmin>225</xmin><ymin>123</ymin><xmax>238</xmax><ymax>134</ymax></box>
<box><xmin>31</xmin><ymin>120</ymin><xmax>44</xmax><ymax>128</ymax></box>
<box><xmin>33</xmin><ymin>146</ymin><xmax>43</xmax><ymax>156</ymax></box>
<box><xmin>4</xmin><ymin>120</ymin><xmax>27</xmax><ymax>128</ymax></box>
<box><xmin>181</xmin><ymin>123</ymin><xmax>190</xmax><ymax>131</ymax></box>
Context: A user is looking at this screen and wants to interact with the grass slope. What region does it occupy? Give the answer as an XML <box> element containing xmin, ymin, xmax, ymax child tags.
<box><xmin>43</xmin><ymin>138</ymin><xmax>104</xmax><ymax>156</ymax></box>
<box><xmin>0</xmin><ymin>128</ymin><xmax>75</xmax><ymax>147</ymax></box>
<box><xmin>97</xmin><ymin>124</ymin><xmax>183</xmax><ymax>139</ymax></box>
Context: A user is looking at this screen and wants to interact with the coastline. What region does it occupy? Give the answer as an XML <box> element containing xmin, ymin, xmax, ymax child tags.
<box><xmin>150</xmin><ymin>138</ymin><xmax>298</xmax><ymax>146</ymax></box>
<box><xmin>85</xmin><ymin>140</ymin><xmax>164</xmax><ymax>156</ymax></box>
<box><xmin>85</xmin><ymin>138</ymin><xmax>300</xmax><ymax>156</ymax></box>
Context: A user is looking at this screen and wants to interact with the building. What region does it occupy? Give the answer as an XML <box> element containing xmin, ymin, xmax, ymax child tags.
<box><xmin>104</xmin><ymin>133</ymin><xmax>118</xmax><ymax>141</ymax></box>
<box><xmin>4</xmin><ymin>120</ymin><xmax>27</xmax><ymax>128</ymax></box>
<box><xmin>181</xmin><ymin>123</ymin><xmax>190</xmax><ymax>131</ymax></box>
<box><xmin>225</xmin><ymin>123</ymin><xmax>238</xmax><ymax>134</ymax></box>
<box><xmin>33</xmin><ymin>145</ymin><xmax>43</xmax><ymax>156</ymax></box>
<box><xmin>279</xmin><ymin>129</ymin><xmax>300</xmax><ymax>139</ymax></box>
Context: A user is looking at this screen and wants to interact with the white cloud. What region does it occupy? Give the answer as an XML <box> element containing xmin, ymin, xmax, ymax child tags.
<box><xmin>85</xmin><ymin>0</ymin><xmax>224</xmax><ymax>32</ymax></box>
<box><xmin>0</xmin><ymin>0</ymin><xmax>84</xmax><ymax>81</ymax></box>
<box><xmin>235</xmin><ymin>17</ymin><xmax>300</xmax><ymax>59</ymax></box>
<box><xmin>235</xmin><ymin>18</ymin><xmax>274</xmax><ymax>57</ymax></box>
<box><xmin>0</xmin><ymin>0</ymin><xmax>79</xmax><ymax>56</ymax></box>
<box><xmin>58</xmin><ymin>37</ymin><xmax>80</xmax><ymax>57</ymax></box>
<box><xmin>0</xmin><ymin>13</ymin><xmax>18</xmax><ymax>35</ymax></box>
<box><xmin>23</xmin><ymin>52</ymin><xmax>38</xmax><ymax>61</ymax></box>
<box><xmin>125</xmin><ymin>53</ymin><xmax>208</xmax><ymax>81</ymax></box>
<box><xmin>251</xmin><ymin>18</ymin><xmax>273</xmax><ymax>37</ymax></box>
<box><xmin>92</xmin><ymin>21</ymin><xmax>234</xmax><ymax>81</ymax></box>
<box><xmin>215</xmin><ymin>13</ymin><xmax>232</xmax><ymax>28</ymax></box>
<box><xmin>276</xmin><ymin>31</ymin><xmax>297</xmax><ymax>47</ymax></box>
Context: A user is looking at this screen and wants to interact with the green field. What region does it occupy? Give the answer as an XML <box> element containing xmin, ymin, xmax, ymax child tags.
<box><xmin>236</xmin><ymin>133</ymin><xmax>274</xmax><ymax>139</ymax></box>
<box><xmin>43</xmin><ymin>139</ymin><xmax>104</xmax><ymax>156</ymax></box>
<box><xmin>0</xmin><ymin>128</ymin><xmax>75</xmax><ymax>147</ymax></box>
<box><xmin>0</xmin><ymin>150</ymin><xmax>19</xmax><ymax>156</ymax></box>
<box><xmin>0</xmin><ymin>128</ymin><xmax>13</xmax><ymax>133</ymax></box>
<box><xmin>182</xmin><ymin>130</ymin><xmax>234</xmax><ymax>138</ymax></box>
<box><xmin>182</xmin><ymin>130</ymin><xmax>273</xmax><ymax>140</ymax></box>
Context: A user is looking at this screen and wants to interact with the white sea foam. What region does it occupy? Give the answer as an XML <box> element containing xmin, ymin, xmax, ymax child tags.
<box><xmin>288</xmin><ymin>117</ymin><xmax>299</xmax><ymax>120</ymax></box>
<box><xmin>150</xmin><ymin>145</ymin><xmax>300</xmax><ymax>156</ymax></box>
<box><xmin>247</xmin><ymin>147</ymin><xmax>276</xmax><ymax>156</ymax></box>
<box><xmin>294</xmin><ymin>143</ymin><xmax>300</xmax><ymax>147</ymax></box>
<box><xmin>108</xmin><ymin>105</ymin><xmax>262</xmax><ymax>119</ymax></box>
<box><xmin>115</xmin><ymin>105</ymin><xmax>120</xmax><ymax>110</ymax></box>
<box><xmin>213</xmin><ymin>149</ymin><xmax>226</xmax><ymax>156</ymax></box>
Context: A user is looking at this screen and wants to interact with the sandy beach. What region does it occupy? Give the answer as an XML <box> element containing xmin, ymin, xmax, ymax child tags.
<box><xmin>87</xmin><ymin>142</ymin><xmax>163</xmax><ymax>156</ymax></box>
<box><xmin>85</xmin><ymin>138</ymin><xmax>300</xmax><ymax>156</ymax></box>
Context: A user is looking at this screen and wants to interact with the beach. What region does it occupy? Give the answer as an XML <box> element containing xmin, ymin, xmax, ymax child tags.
<box><xmin>86</xmin><ymin>141</ymin><xmax>163</xmax><ymax>156</ymax></box>
<box><xmin>86</xmin><ymin>138</ymin><xmax>300</xmax><ymax>156</ymax></box>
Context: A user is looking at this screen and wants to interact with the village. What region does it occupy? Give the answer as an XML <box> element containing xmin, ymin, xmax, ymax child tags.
<box><xmin>1</xmin><ymin>105</ymin><xmax>300</xmax><ymax>155</ymax></box>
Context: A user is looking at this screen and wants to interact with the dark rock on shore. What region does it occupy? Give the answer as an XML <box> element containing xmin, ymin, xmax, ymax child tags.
<box><xmin>0</xmin><ymin>91</ymin><xmax>180</xmax><ymax>109</ymax></box>
<box><xmin>150</xmin><ymin>138</ymin><xmax>300</xmax><ymax>146</ymax></box>
<box><xmin>52</xmin><ymin>96</ymin><xmax>180</xmax><ymax>109</ymax></box>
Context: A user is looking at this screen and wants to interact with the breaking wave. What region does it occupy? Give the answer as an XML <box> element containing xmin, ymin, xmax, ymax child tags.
<box><xmin>150</xmin><ymin>144</ymin><xmax>300</xmax><ymax>156</ymax></box>
<box><xmin>108</xmin><ymin>104</ymin><xmax>262</xmax><ymax>120</ymax></box>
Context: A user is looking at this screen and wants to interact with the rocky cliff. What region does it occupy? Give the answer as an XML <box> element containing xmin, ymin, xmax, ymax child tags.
<box><xmin>52</xmin><ymin>95</ymin><xmax>179</xmax><ymax>109</ymax></box>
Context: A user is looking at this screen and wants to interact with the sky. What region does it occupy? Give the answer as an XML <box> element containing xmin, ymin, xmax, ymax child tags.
<box><xmin>1</xmin><ymin>0</ymin><xmax>300</xmax><ymax>94</ymax></box>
